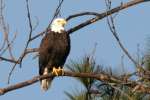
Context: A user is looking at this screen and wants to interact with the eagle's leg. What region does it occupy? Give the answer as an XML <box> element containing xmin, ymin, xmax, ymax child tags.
<box><xmin>52</xmin><ymin>67</ymin><xmax>64</xmax><ymax>76</ymax></box>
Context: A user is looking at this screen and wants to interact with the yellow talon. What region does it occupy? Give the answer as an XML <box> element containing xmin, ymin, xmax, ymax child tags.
<box><xmin>58</xmin><ymin>67</ymin><xmax>64</xmax><ymax>76</ymax></box>
<box><xmin>52</xmin><ymin>67</ymin><xmax>64</xmax><ymax>76</ymax></box>
<box><xmin>52</xmin><ymin>67</ymin><xmax>58</xmax><ymax>76</ymax></box>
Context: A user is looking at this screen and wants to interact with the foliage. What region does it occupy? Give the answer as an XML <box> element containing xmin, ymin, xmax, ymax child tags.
<box><xmin>65</xmin><ymin>90</ymin><xmax>87</xmax><ymax>100</ymax></box>
<box><xmin>65</xmin><ymin>55</ymin><xmax>150</xmax><ymax>100</ymax></box>
<box><xmin>66</xmin><ymin>55</ymin><xmax>100</xmax><ymax>99</ymax></box>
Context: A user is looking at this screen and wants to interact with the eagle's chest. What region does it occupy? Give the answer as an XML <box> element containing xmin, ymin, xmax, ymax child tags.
<box><xmin>39</xmin><ymin>32</ymin><xmax>70</xmax><ymax>67</ymax></box>
<box><xmin>51</xmin><ymin>34</ymin><xmax>70</xmax><ymax>53</ymax></box>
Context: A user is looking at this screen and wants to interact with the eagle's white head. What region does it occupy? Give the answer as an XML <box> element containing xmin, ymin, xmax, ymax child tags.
<box><xmin>51</xmin><ymin>18</ymin><xmax>67</xmax><ymax>33</ymax></box>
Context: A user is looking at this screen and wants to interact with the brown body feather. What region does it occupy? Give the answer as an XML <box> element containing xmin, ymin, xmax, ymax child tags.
<box><xmin>39</xmin><ymin>29</ymin><xmax>70</xmax><ymax>91</ymax></box>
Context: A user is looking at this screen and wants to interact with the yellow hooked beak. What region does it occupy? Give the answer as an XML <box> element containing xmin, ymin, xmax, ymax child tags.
<box><xmin>61</xmin><ymin>20</ymin><xmax>67</xmax><ymax>27</ymax></box>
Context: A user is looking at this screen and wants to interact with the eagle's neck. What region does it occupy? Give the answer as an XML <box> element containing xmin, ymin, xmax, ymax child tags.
<box><xmin>51</xmin><ymin>25</ymin><xmax>64</xmax><ymax>33</ymax></box>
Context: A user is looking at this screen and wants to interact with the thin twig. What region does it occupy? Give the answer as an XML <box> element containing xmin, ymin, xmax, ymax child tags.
<box><xmin>0</xmin><ymin>56</ymin><xmax>18</xmax><ymax>63</ymax></box>
<box><xmin>29</xmin><ymin>0</ymin><xmax>64</xmax><ymax>42</ymax></box>
<box><xmin>0</xmin><ymin>0</ymin><xmax>18</xmax><ymax>64</ymax></box>
<box><xmin>48</xmin><ymin>0</ymin><xmax>64</xmax><ymax>27</ymax></box>
<box><xmin>108</xmin><ymin>83</ymin><xmax>133</xmax><ymax>100</ymax></box>
<box><xmin>105</xmin><ymin>0</ymin><xmax>138</xmax><ymax>67</ymax></box>
<box><xmin>7</xmin><ymin>48</ymin><xmax>38</xmax><ymax>84</ymax></box>
<box><xmin>0</xmin><ymin>0</ymin><xmax>6</xmax><ymax>52</ymax></box>
<box><xmin>0</xmin><ymin>0</ymin><xmax>14</xmax><ymax>59</ymax></box>
<box><xmin>7</xmin><ymin>0</ymin><xmax>34</xmax><ymax>83</ymax></box>
<box><xmin>66</xmin><ymin>12</ymin><xmax>100</xmax><ymax>21</ymax></box>
<box><xmin>0</xmin><ymin>32</ymin><xmax>18</xmax><ymax>56</ymax></box>
<box><xmin>18</xmin><ymin>0</ymin><xmax>33</xmax><ymax>67</ymax></box>
<box><xmin>30</xmin><ymin>31</ymin><xmax>46</xmax><ymax>41</ymax></box>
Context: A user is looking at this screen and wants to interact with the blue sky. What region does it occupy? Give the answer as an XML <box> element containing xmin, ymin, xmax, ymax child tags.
<box><xmin>0</xmin><ymin>0</ymin><xmax>150</xmax><ymax>100</ymax></box>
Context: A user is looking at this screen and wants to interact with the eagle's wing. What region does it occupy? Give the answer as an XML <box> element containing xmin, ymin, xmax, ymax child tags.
<box><xmin>39</xmin><ymin>32</ymin><xmax>54</xmax><ymax>75</ymax></box>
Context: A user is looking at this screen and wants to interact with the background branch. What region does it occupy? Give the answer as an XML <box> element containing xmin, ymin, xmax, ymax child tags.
<box><xmin>30</xmin><ymin>0</ymin><xmax>64</xmax><ymax>41</ymax></box>
<box><xmin>28</xmin><ymin>0</ymin><xmax>148</xmax><ymax>41</ymax></box>
<box><xmin>0</xmin><ymin>56</ymin><xmax>18</xmax><ymax>63</ymax></box>
<box><xmin>0</xmin><ymin>0</ymin><xmax>15</xmax><ymax>59</ymax></box>
<box><xmin>105</xmin><ymin>0</ymin><xmax>138</xmax><ymax>67</ymax></box>
<box><xmin>66</xmin><ymin>12</ymin><xmax>100</xmax><ymax>21</ymax></box>
<box><xmin>67</xmin><ymin>0</ymin><xmax>148</xmax><ymax>34</ymax></box>
<box><xmin>7</xmin><ymin>0</ymin><xmax>34</xmax><ymax>84</ymax></box>
<box><xmin>48</xmin><ymin>0</ymin><xmax>64</xmax><ymax>27</ymax></box>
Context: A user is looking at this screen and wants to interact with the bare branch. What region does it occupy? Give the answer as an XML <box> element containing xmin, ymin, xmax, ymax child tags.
<box><xmin>105</xmin><ymin>0</ymin><xmax>138</xmax><ymax>67</ymax></box>
<box><xmin>0</xmin><ymin>32</ymin><xmax>18</xmax><ymax>56</ymax></box>
<box><xmin>0</xmin><ymin>2</ymin><xmax>14</xmax><ymax>59</ymax></box>
<box><xmin>0</xmin><ymin>0</ymin><xmax>6</xmax><ymax>52</ymax></box>
<box><xmin>19</xmin><ymin>0</ymin><xmax>33</xmax><ymax>64</ymax></box>
<box><xmin>0</xmin><ymin>0</ymin><xmax>14</xmax><ymax>59</ymax></box>
<box><xmin>0</xmin><ymin>48</ymin><xmax>37</xmax><ymax>65</ymax></box>
<box><xmin>30</xmin><ymin>30</ymin><xmax>46</xmax><ymax>41</ymax></box>
<box><xmin>66</xmin><ymin>12</ymin><xmax>100</xmax><ymax>21</ymax></box>
<box><xmin>7</xmin><ymin>0</ymin><xmax>34</xmax><ymax>83</ymax></box>
<box><xmin>25</xmin><ymin>0</ymin><xmax>64</xmax><ymax>43</ymax></box>
<box><xmin>48</xmin><ymin>0</ymin><xmax>64</xmax><ymax>27</ymax></box>
<box><xmin>0</xmin><ymin>71</ymin><xmax>149</xmax><ymax>95</ymax></box>
<box><xmin>7</xmin><ymin>48</ymin><xmax>38</xmax><ymax>83</ymax></box>
<box><xmin>0</xmin><ymin>56</ymin><xmax>18</xmax><ymax>63</ymax></box>
<box><xmin>28</xmin><ymin>0</ymin><xmax>150</xmax><ymax>42</ymax></box>
<box><xmin>67</xmin><ymin>0</ymin><xmax>148</xmax><ymax>34</ymax></box>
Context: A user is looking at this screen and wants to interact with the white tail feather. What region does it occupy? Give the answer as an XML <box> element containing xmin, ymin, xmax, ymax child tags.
<box><xmin>41</xmin><ymin>68</ymin><xmax>51</xmax><ymax>91</ymax></box>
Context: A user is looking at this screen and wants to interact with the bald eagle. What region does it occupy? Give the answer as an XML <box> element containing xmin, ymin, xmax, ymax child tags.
<box><xmin>39</xmin><ymin>18</ymin><xmax>70</xmax><ymax>91</ymax></box>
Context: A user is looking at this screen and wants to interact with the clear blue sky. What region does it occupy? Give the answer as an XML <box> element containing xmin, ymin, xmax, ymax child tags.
<box><xmin>0</xmin><ymin>0</ymin><xmax>150</xmax><ymax>100</ymax></box>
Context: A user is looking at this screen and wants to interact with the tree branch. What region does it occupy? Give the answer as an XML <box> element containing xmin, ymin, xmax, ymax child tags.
<box><xmin>48</xmin><ymin>0</ymin><xmax>64</xmax><ymax>27</ymax></box>
<box><xmin>7</xmin><ymin>48</ymin><xmax>38</xmax><ymax>84</ymax></box>
<box><xmin>105</xmin><ymin>0</ymin><xmax>138</xmax><ymax>67</ymax></box>
<box><xmin>67</xmin><ymin>0</ymin><xmax>149</xmax><ymax>34</ymax></box>
<box><xmin>0</xmin><ymin>56</ymin><xmax>18</xmax><ymax>64</ymax></box>
<box><xmin>66</xmin><ymin>12</ymin><xmax>100</xmax><ymax>21</ymax></box>
<box><xmin>18</xmin><ymin>0</ymin><xmax>33</xmax><ymax>66</ymax></box>
<box><xmin>7</xmin><ymin>0</ymin><xmax>34</xmax><ymax>83</ymax></box>
<box><xmin>27</xmin><ymin>0</ymin><xmax>150</xmax><ymax>42</ymax></box>
<box><xmin>0</xmin><ymin>71</ymin><xmax>149</xmax><ymax>95</ymax></box>
<box><xmin>30</xmin><ymin>0</ymin><xmax>64</xmax><ymax>41</ymax></box>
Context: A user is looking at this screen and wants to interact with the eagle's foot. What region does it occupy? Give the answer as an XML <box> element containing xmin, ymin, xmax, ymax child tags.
<box><xmin>52</xmin><ymin>67</ymin><xmax>64</xmax><ymax>76</ymax></box>
<box><xmin>58</xmin><ymin>67</ymin><xmax>64</xmax><ymax>76</ymax></box>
